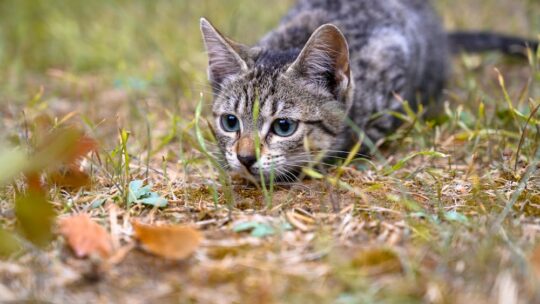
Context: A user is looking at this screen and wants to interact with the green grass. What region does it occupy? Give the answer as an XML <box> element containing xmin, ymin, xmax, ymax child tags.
<box><xmin>1</xmin><ymin>0</ymin><xmax>540</xmax><ymax>303</ymax></box>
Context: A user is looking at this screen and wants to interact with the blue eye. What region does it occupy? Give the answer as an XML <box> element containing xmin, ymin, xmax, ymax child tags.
<box><xmin>272</xmin><ymin>118</ymin><xmax>298</xmax><ymax>137</ymax></box>
<box><xmin>220</xmin><ymin>114</ymin><xmax>240</xmax><ymax>132</ymax></box>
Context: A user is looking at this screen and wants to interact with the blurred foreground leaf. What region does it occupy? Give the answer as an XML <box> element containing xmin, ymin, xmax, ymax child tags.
<box><xmin>0</xmin><ymin>147</ymin><xmax>28</xmax><ymax>186</ymax></box>
<box><xmin>15</xmin><ymin>191</ymin><xmax>56</xmax><ymax>248</ymax></box>
<box><xmin>29</xmin><ymin>129</ymin><xmax>87</xmax><ymax>173</ymax></box>
<box><xmin>350</xmin><ymin>247</ymin><xmax>403</xmax><ymax>276</ymax></box>
<box><xmin>0</xmin><ymin>228</ymin><xmax>21</xmax><ymax>257</ymax></box>
<box><xmin>132</xmin><ymin>221</ymin><xmax>201</xmax><ymax>260</ymax></box>
<box><xmin>0</xmin><ymin>129</ymin><xmax>96</xmax><ymax>188</ymax></box>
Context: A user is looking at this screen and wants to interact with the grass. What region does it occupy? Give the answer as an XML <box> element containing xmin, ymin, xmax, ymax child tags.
<box><xmin>1</xmin><ymin>0</ymin><xmax>540</xmax><ymax>303</ymax></box>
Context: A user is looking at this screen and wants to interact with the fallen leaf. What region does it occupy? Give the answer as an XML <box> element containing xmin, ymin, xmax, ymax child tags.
<box><xmin>233</xmin><ymin>220</ymin><xmax>292</xmax><ymax>238</ymax></box>
<box><xmin>59</xmin><ymin>214</ymin><xmax>113</xmax><ymax>259</ymax></box>
<box><xmin>45</xmin><ymin>132</ymin><xmax>96</xmax><ymax>190</ymax></box>
<box><xmin>128</xmin><ymin>180</ymin><xmax>168</xmax><ymax>207</ymax></box>
<box><xmin>0</xmin><ymin>147</ymin><xmax>27</xmax><ymax>186</ymax></box>
<box><xmin>90</xmin><ymin>198</ymin><xmax>106</xmax><ymax>209</ymax></box>
<box><xmin>132</xmin><ymin>221</ymin><xmax>201</xmax><ymax>260</ymax></box>
<box><xmin>234</xmin><ymin>221</ymin><xmax>275</xmax><ymax>238</ymax></box>
<box><xmin>49</xmin><ymin>167</ymin><xmax>91</xmax><ymax>190</ymax></box>
<box><xmin>29</xmin><ymin>129</ymin><xmax>95</xmax><ymax>173</ymax></box>
<box><xmin>444</xmin><ymin>210</ymin><xmax>469</xmax><ymax>224</ymax></box>
<box><xmin>66</xmin><ymin>135</ymin><xmax>98</xmax><ymax>165</ymax></box>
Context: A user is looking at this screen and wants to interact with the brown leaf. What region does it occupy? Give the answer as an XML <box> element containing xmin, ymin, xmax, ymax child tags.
<box><xmin>30</xmin><ymin>129</ymin><xmax>97</xmax><ymax>174</ymax></box>
<box><xmin>25</xmin><ymin>172</ymin><xmax>44</xmax><ymax>193</ymax></box>
<box><xmin>65</xmin><ymin>135</ymin><xmax>98</xmax><ymax>165</ymax></box>
<box><xmin>49</xmin><ymin>168</ymin><xmax>91</xmax><ymax>190</ymax></box>
<box><xmin>132</xmin><ymin>221</ymin><xmax>202</xmax><ymax>260</ymax></box>
<box><xmin>59</xmin><ymin>214</ymin><xmax>113</xmax><ymax>259</ymax></box>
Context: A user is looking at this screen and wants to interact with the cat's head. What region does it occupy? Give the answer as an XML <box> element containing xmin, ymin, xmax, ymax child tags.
<box><xmin>200</xmin><ymin>18</ymin><xmax>353</xmax><ymax>180</ymax></box>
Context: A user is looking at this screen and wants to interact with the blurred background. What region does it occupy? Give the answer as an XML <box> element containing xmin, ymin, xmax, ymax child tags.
<box><xmin>0</xmin><ymin>0</ymin><xmax>538</xmax><ymax>104</ymax></box>
<box><xmin>0</xmin><ymin>0</ymin><xmax>291</xmax><ymax>105</ymax></box>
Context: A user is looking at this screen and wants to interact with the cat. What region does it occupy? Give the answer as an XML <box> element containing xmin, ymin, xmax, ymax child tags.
<box><xmin>200</xmin><ymin>0</ymin><xmax>538</xmax><ymax>181</ymax></box>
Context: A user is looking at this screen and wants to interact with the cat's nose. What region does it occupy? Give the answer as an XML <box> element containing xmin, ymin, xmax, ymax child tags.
<box><xmin>237</xmin><ymin>154</ymin><xmax>257</xmax><ymax>168</ymax></box>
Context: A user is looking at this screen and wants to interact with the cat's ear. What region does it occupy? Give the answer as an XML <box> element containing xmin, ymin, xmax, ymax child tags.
<box><xmin>287</xmin><ymin>24</ymin><xmax>351</xmax><ymax>100</ymax></box>
<box><xmin>200</xmin><ymin>18</ymin><xmax>249</xmax><ymax>90</ymax></box>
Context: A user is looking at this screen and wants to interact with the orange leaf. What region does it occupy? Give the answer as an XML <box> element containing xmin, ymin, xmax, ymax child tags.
<box><xmin>66</xmin><ymin>135</ymin><xmax>98</xmax><ymax>165</ymax></box>
<box><xmin>49</xmin><ymin>168</ymin><xmax>91</xmax><ymax>190</ymax></box>
<box><xmin>132</xmin><ymin>221</ymin><xmax>202</xmax><ymax>260</ymax></box>
<box><xmin>25</xmin><ymin>172</ymin><xmax>44</xmax><ymax>193</ymax></box>
<box><xmin>59</xmin><ymin>214</ymin><xmax>113</xmax><ymax>259</ymax></box>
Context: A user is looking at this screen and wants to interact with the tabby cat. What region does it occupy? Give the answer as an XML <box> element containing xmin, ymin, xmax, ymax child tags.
<box><xmin>200</xmin><ymin>0</ymin><xmax>538</xmax><ymax>181</ymax></box>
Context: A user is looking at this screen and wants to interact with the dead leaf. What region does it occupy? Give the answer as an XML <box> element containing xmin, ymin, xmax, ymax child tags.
<box><xmin>59</xmin><ymin>214</ymin><xmax>113</xmax><ymax>259</ymax></box>
<box><xmin>49</xmin><ymin>168</ymin><xmax>91</xmax><ymax>190</ymax></box>
<box><xmin>65</xmin><ymin>135</ymin><xmax>98</xmax><ymax>165</ymax></box>
<box><xmin>132</xmin><ymin>221</ymin><xmax>202</xmax><ymax>260</ymax></box>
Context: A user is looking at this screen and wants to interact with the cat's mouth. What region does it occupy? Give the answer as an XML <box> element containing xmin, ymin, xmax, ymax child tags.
<box><xmin>237</xmin><ymin>165</ymin><xmax>301</xmax><ymax>183</ymax></box>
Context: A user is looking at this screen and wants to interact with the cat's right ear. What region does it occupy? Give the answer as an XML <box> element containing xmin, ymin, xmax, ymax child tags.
<box><xmin>200</xmin><ymin>18</ymin><xmax>248</xmax><ymax>90</ymax></box>
<box><xmin>286</xmin><ymin>24</ymin><xmax>351</xmax><ymax>101</ymax></box>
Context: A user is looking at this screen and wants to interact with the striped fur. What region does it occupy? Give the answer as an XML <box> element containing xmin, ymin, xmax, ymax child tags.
<box><xmin>201</xmin><ymin>0</ymin><xmax>449</xmax><ymax>180</ymax></box>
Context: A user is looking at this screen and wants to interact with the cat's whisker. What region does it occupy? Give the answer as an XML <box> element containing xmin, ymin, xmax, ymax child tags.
<box><xmin>277</xmin><ymin>167</ymin><xmax>298</xmax><ymax>183</ymax></box>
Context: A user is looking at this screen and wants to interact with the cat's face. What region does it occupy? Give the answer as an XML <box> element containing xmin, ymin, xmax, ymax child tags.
<box><xmin>200</xmin><ymin>18</ymin><xmax>353</xmax><ymax>180</ymax></box>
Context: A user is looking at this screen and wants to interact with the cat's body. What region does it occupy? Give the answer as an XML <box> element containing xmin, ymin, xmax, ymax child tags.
<box><xmin>258</xmin><ymin>0</ymin><xmax>449</xmax><ymax>148</ymax></box>
<box><xmin>200</xmin><ymin>0</ymin><xmax>537</xmax><ymax>181</ymax></box>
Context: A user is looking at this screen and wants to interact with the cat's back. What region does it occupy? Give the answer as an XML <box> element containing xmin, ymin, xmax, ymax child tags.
<box><xmin>276</xmin><ymin>0</ymin><xmax>443</xmax><ymax>45</ymax></box>
<box><xmin>260</xmin><ymin>0</ymin><xmax>447</xmax><ymax>65</ymax></box>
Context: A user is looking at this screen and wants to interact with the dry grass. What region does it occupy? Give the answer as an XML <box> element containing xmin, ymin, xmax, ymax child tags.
<box><xmin>0</xmin><ymin>0</ymin><xmax>540</xmax><ymax>303</ymax></box>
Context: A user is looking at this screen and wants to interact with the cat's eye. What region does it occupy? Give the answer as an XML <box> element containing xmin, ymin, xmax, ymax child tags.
<box><xmin>220</xmin><ymin>114</ymin><xmax>240</xmax><ymax>132</ymax></box>
<box><xmin>271</xmin><ymin>118</ymin><xmax>298</xmax><ymax>137</ymax></box>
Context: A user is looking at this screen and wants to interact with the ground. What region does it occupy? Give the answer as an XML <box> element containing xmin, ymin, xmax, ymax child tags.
<box><xmin>0</xmin><ymin>0</ymin><xmax>540</xmax><ymax>303</ymax></box>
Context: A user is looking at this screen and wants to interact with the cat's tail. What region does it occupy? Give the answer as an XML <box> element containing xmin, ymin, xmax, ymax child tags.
<box><xmin>448</xmin><ymin>31</ymin><xmax>538</xmax><ymax>57</ymax></box>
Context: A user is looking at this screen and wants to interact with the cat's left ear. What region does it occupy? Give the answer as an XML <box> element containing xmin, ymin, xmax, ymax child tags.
<box><xmin>286</xmin><ymin>24</ymin><xmax>351</xmax><ymax>100</ymax></box>
<box><xmin>200</xmin><ymin>18</ymin><xmax>250</xmax><ymax>91</ymax></box>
